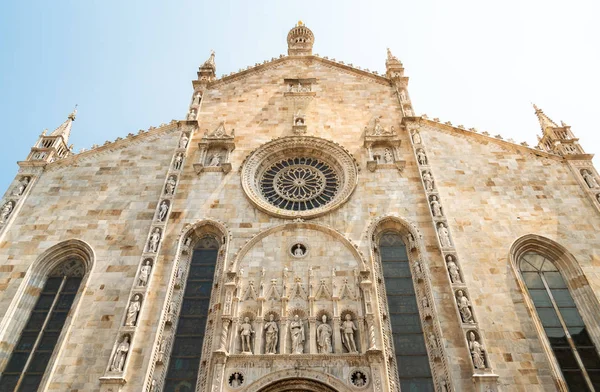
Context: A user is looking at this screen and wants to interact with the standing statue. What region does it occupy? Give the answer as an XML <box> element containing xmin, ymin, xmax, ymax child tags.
<box><xmin>446</xmin><ymin>255</ymin><xmax>461</xmax><ymax>283</ymax></box>
<box><xmin>438</xmin><ymin>223</ymin><xmax>451</xmax><ymax>247</ymax></box>
<box><xmin>158</xmin><ymin>201</ymin><xmax>169</xmax><ymax>221</ymax></box>
<box><xmin>293</xmin><ymin>244</ymin><xmax>304</xmax><ymax>257</ymax></box>
<box><xmin>423</xmin><ymin>171</ymin><xmax>434</xmax><ymax>191</ymax></box>
<box><xmin>148</xmin><ymin>228</ymin><xmax>161</xmax><ymax>253</ymax></box>
<box><xmin>125</xmin><ymin>294</ymin><xmax>141</xmax><ymax>326</ymax></box>
<box><xmin>239</xmin><ymin>317</ymin><xmax>254</xmax><ymax>353</ymax></box>
<box><xmin>457</xmin><ymin>290</ymin><xmax>474</xmax><ymax>323</ymax></box>
<box><xmin>469</xmin><ymin>331</ymin><xmax>486</xmax><ymax>369</ymax></box>
<box><xmin>179</xmin><ymin>134</ymin><xmax>189</xmax><ymax>149</ymax></box>
<box><xmin>110</xmin><ymin>336</ymin><xmax>130</xmax><ymax>372</ymax></box>
<box><xmin>0</xmin><ymin>202</ymin><xmax>13</xmax><ymax>223</ymax></box>
<box><xmin>174</xmin><ymin>153</ymin><xmax>183</xmax><ymax>170</ymax></box>
<box><xmin>264</xmin><ymin>314</ymin><xmax>278</xmax><ymax>354</ymax></box>
<box><xmin>583</xmin><ymin>170</ymin><xmax>599</xmax><ymax>188</ymax></box>
<box><xmin>341</xmin><ymin>314</ymin><xmax>358</xmax><ymax>353</ymax></box>
<box><xmin>430</xmin><ymin>195</ymin><xmax>443</xmax><ymax>217</ymax></box>
<box><xmin>417</xmin><ymin>149</ymin><xmax>427</xmax><ymax>165</ymax></box>
<box><xmin>13</xmin><ymin>177</ymin><xmax>29</xmax><ymax>196</ymax></box>
<box><xmin>165</xmin><ymin>176</ymin><xmax>176</xmax><ymax>195</ymax></box>
<box><xmin>209</xmin><ymin>154</ymin><xmax>221</xmax><ymax>167</ymax></box>
<box><xmin>138</xmin><ymin>260</ymin><xmax>152</xmax><ymax>287</ymax></box>
<box><xmin>193</xmin><ymin>92</ymin><xmax>202</xmax><ymax>105</ymax></box>
<box><xmin>412</xmin><ymin>130</ymin><xmax>422</xmax><ymax>144</ymax></box>
<box><xmin>289</xmin><ymin>315</ymin><xmax>305</xmax><ymax>354</ymax></box>
<box><xmin>383</xmin><ymin>148</ymin><xmax>394</xmax><ymax>163</ymax></box>
<box><xmin>187</xmin><ymin>109</ymin><xmax>196</xmax><ymax>121</ymax></box>
<box><xmin>316</xmin><ymin>315</ymin><xmax>333</xmax><ymax>353</ymax></box>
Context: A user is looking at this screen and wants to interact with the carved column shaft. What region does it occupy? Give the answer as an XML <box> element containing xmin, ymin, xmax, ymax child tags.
<box><xmin>254</xmin><ymin>317</ymin><xmax>264</xmax><ymax>355</ymax></box>
<box><xmin>280</xmin><ymin>317</ymin><xmax>288</xmax><ymax>354</ymax></box>
<box><xmin>333</xmin><ymin>316</ymin><xmax>343</xmax><ymax>354</ymax></box>
<box><xmin>309</xmin><ymin>317</ymin><xmax>317</xmax><ymax>354</ymax></box>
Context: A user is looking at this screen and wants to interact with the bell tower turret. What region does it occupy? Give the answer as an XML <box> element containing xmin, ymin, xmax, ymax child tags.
<box><xmin>534</xmin><ymin>104</ymin><xmax>585</xmax><ymax>156</ymax></box>
<box><xmin>25</xmin><ymin>107</ymin><xmax>76</xmax><ymax>164</ymax></box>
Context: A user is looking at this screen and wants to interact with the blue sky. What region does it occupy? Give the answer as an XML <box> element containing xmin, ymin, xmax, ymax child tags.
<box><xmin>1</xmin><ymin>0</ymin><xmax>599</xmax><ymax>192</ymax></box>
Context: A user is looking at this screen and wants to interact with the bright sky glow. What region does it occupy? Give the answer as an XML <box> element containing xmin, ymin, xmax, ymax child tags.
<box><xmin>0</xmin><ymin>0</ymin><xmax>598</xmax><ymax>192</ymax></box>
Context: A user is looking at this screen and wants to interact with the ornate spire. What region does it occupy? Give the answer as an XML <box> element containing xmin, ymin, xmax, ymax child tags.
<box><xmin>287</xmin><ymin>21</ymin><xmax>314</xmax><ymax>56</ymax></box>
<box><xmin>386</xmin><ymin>48</ymin><xmax>405</xmax><ymax>80</ymax></box>
<box><xmin>533</xmin><ymin>103</ymin><xmax>558</xmax><ymax>131</ymax></box>
<box><xmin>197</xmin><ymin>51</ymin><xmax>216</xmax><ymax>82</ymax></box>
<box><xmin>50</xmin><ymin>105</ymin><xmax>77</xmax><ymax>143</ymax></box>
<box><xmin>201</xmin><ymin>50</ymin><xmax>216</xmax><ymax>71</ymax></box>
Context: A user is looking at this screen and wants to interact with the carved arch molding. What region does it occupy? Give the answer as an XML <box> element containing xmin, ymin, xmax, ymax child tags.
<box><xmin>244</xmin><ymin>369</ymin><xmax>350</xmax><ymax>392</ymax></box>
<box><xmin>257</xmin><ymin>378</ymin><xmax>339</xmax><ymax>392</ymax></box>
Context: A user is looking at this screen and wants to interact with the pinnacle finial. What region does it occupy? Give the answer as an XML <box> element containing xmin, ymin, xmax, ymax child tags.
<box><xmin>387</xmin><ymin>48</ymin><xmax>396</xmax><ymax>61</ymax></box>
<box><xmin>532</xmin><ymin>103</ymin><xmax>558</xmax><ymax>131</ymax></box>
<box><xmin>201</xmin><ymin>50</ymin><xmax>216</xmax><ymax>70</ymax></box>
<box><xmin>68</xmin><ymin>104</ymin><xmax>78</xmax><ymax>121</ymax></box>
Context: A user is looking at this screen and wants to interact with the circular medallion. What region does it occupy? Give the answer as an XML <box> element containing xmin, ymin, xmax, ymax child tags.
<box><xmin>241</xmin><ymin>137</ymin><xmax>358</xmax><ymax>219</ymax></box>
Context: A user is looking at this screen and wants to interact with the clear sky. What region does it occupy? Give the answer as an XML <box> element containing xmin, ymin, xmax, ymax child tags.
<box><xmin>1</xmin><ymin>0</ymin><xmax>598</xmax><ymax>192</ymax></box>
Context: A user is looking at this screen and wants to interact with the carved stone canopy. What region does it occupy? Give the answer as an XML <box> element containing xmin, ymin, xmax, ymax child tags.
<box><xmin>194</xmin><ymin>122</ymin><xmax>235</xmax><ymax>174</ymax></box>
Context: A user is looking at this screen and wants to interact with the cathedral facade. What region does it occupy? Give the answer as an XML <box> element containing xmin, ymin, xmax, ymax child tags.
<box><xmin>0</xmin><ymin>22</ymin><xmax>599</xmax><ymax>392</ymax></box>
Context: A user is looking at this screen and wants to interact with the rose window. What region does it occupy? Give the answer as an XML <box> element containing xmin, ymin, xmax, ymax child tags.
<box><xmin>260</xmin><ymin>157</ymin><xmax>340</xmax><ymax>211</ymax></box>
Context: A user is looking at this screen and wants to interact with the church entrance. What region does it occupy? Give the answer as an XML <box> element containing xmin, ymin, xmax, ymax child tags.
<box><xmin>257</xmin><ymin>378</ymin><xmax>339</xmax><ymax>392</ymax></box>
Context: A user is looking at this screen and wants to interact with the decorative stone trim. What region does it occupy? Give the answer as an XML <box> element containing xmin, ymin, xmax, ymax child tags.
<box><xmin>363</xmin><ymin>117</ymin><xmax>404</xmax><ymax>173</ymax></box>
<box><xmin>194</xmin><ymin>122</ymin><xmax>235</xmax><ymax>174</ymax></box>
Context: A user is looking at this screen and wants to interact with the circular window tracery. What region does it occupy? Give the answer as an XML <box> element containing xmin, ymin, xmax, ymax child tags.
<box><xmin>241</xmin><ymin>137</ymin><xmax>358</xmax><ymax>219</ymax></box>
<box><xmin>260</xmin><ymin>157</ymin><xmax>340</xmax><ymax>210</ymax></box>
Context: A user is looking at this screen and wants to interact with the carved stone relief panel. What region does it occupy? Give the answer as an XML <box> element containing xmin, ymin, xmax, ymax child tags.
<box><xmin>194</xmin><ymin>122</ymin><xmax>235</xmax><ymax>174</ymax></box>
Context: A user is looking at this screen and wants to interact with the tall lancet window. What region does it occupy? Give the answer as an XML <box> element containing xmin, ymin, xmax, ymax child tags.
<box><xmin>164</xmin><ymin>236</ymin><xmax>219</xmax><ymax>392</ymax></box>
<box><xmin>0</xmin><ymin>260</ymin><xmax>84</xmax><ymax>392</ymax></box>
<box><xmin>520</xmin><ymin>252</ymin><xmax>600</xmax><ymax>391</ymax></box>
<box><xmin>379</xmin><ymin>232</ymin><xmax>434</xmax><ymax>391</ymax></box>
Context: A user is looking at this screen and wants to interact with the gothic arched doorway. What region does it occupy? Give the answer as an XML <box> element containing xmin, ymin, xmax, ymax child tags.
<box><xmin>258</xmin><ymin>378</ymin><xmax>339</xmax><ymax>392</ymax></box>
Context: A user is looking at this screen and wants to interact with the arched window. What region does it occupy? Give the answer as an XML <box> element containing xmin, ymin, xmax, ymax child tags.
<box><xmin>379</xmin><ymin>232</ymin><xmax>434</xmax><ymax>391</ymax></box>
<box><xmin>164</xmin><ymin>236</ymin><xmax>219</xmax><ymax>392</ymax></box>
<box><xmin>0</xmin><ymin>259</ymin><xmax>84</xmax><ymax>392</ymax></box>
<box><xmin>520</xmin><ymin>252</ymin><xmax>600</xmax><ymax>391</ymax></box>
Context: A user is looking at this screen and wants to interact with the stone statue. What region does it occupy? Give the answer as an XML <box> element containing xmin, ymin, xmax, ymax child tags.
<box><xmin>469</xmin><ymin>331</ymin><xmax>486</xmax><ymax>368</ymax></box>
<box><xmin>583</xmin><ymin>170</ymin><xmax>599</xmax><ymax>188</ymax></box>
<box><xmin>149</xmin><ymin>228</ymin><xmax>161</xmax><ymax>253</ymax></box>
<box><xmin>446</xmin><ymin>255</ymin><xmax>461</xmax><ymax>283</ymax></box>
<box><xmin>158</xmin><ymin>201</ymin><xmax>169</xmax><ymax>221</ymax></box>
<box><xmin>179</xmin><ymin>134</ymin><xmax>189</xmax><ymax>149</ymax></box>
<box><xmin>13</xmin><ymin>177</ymin><xmax>29</xmax><ymax>196</ymax></box>
<box><xmin>174</xmin><ymin>153</ymin><xmax>183</xmax><ymax>170</ymax></box>
<box><xmin>209</xmin><ymin>154</ymin><xmax>221</xmax><ymax>167</ymax></box>
<box><xmin>283</xmin><ymin>267</ymin><xmax>289</xmax><ymax>280</ymax></box>
<box><xmin>423</xmin><ymin>171</ymin><xmax>434</xmax><ymax>191</ymax></box>
<box><xmin>428</xmin><ymin>333</ymin><xmax>437</xmax><ymax>349</ymax></box>
<box><xmin>316</xmin><ymin>315</ymin><xmax>333</xmax><ymax>353</ymax></box>
<box><xmin>125</xmin><ymin>294</ymin><xmax>141</xmax><ymax>326</ymax></box>
<box><xmin>239</xmin><ymin>317</ymin><xmax>254</xmax><ymax>353</ymax></box>
<box><xmin>150</xmin><ymin>379</ymin><xmax>157</xmax><ymax>392</ymax></box>
<box><xmin>138</xmin><ymin>260</ymin><xmax>152</xmax><ymax>287</ymax></box>
<box><xmin>438</xmin><ymin>223</ymin><xmax>451</xmax><ymax>247</ymax></box>
<box><xmin>412</xmin><ymin>130</ymin><xmax>422</xmax><ymax>144</ymax></box>
<box><xmin>165</xmin><ymin>176</ymin><xmax>176</xmax><ymax>195</ymax></box>
<box><xmin>174</xmin><ymin>266</ymin><xmax>183</xmax><ymax>288</ymax></box>
<box><xmin>293</xmin><ymin>244</ymin><xmax>304</xmax><ymax>257</ymax></box>
<box><xmin>230</xmin><ymin>373</ymin><xmax>242</xmax><ymax>388</ymax></box>
<box><xmin>289</xmin><ymin>314</ymin><xmax>305</xmax><ymax>354</ymax></box>
<box><xmin>383</xmin><ymin>148</ymin><xmax>393</xmax><ymax>163</ymax></box>
<box><xmin>430</xmin><ymin>195</ymin><xmax>443</xmax><ymax>217</ymax></box>
<box><xmin>332</xmin><ymin>266</ymin><xmax>337</xmax><ymax>277</ymax></box>
<box><xmin>374</xmin><ymin>118</ymin><xmax>384</xmax><ymax>135</ymax></box>
<box><xmin>187</xmin><ymin>109</ymin><xmax>196</xmax><ymax>121</ymax></box>
<box><xmin>110</xmin><ymin>335</ymin><xmax>130</xmax><ymax>372</ymax></box>
<box><xmin>417</xmin><ymin>149</ymin><xmax>427</xmax><ymax>165</ymax></box>
<box><xmin>457</xmin><ymin>290</ymin><xmax>474</xmax><ymax>323</ymax></box>
<box><xmin>264</xmin><ymin>314</ymin><xmax>278</xmax><ymax>354</ymax></box>
<box><xmin>193</xmin><ymin>92</ymin><xmax>202</xmax><ymax>105</ymax></box>
<box><xmin>440</xmin><ymin>378</ymin><xmax>449</xmax><ymax>392</ymax></box>
<box><xmin>166</xmin><ymin>301</ymin><xmax>176</xmax><ymax>324</ymax></box>
<box><xmin>341</xmin><ymin>314</ymin><xmax>358</xmax><ymax>353</ymax></box>
<box><xmin>406</xmin><ymin>233</ymin><xmax>416</xmax><ymax>250</ymax></box>
<box><xmin>0</xmin><ymin>202</ymin><xmax>13</xmax><ymax>223</ymax></box>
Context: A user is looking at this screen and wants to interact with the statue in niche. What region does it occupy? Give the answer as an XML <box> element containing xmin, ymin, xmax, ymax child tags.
<box><xmin>148</xmin><ymin>228</ymin><xmax>161</xmax><ymax>253</ymax></box>
<box><xmin>179</xmin><ymin>134</ymin><xmax>189</xmax><ymax>149</ymax></box>
<box><xmin>582</xmin><ymin>170</ymin><xmax>599</xmax><ymax>188</ymax></box>
<box><xmin>208</xmin><ymin>153</ymin><xmax>221</xmax><ymax>167</ymax></box>
<box><xmin>239</xmin><ymin>317</ymin><xmax>254</xmax><ymax>354</ymax></box>
<box><xmin>165</xmin><ymin>176</ymin><xmax>176</xmax><ymax>195</ymax></box>
<box><xmin>430</xmin><ymin>195</ymin><xmax>443</xmax><ymax>217</ymax></box>
<box><xmin>417</xmin><ymin>149</ymin><xmax>427</xmax><ymax>165</ymax></box>
<box><xmin>174</xmin><ymin>266</ymin><xmax>183</xmax><ymax>288</ymax></box>
<box><xmin>125</xmin><ymin>294</ymin><xmax>141</xmax><ymax>326</ymax></box>
<box><xmin>289</xmin><ymin>315</ymin><xmax>305</xmax><ymax>354</ymax></box>
<box><xmin>469</xmin><ymin>331</ymin><xmax>486</xmax><ymax>369</ymax></box>
<box><xmin>293</xmin><ymin>244</ymin><xmax>305</xmax><ymax>257</ymax></box>
<box><xmin>446</xmin><ymin>255</ymin><xmax>461</xmax><ymax>283</ymax></box>
<box><xmin>174</xmin><ymin>153</ymin><xmax>183</xmax><ymax>170</ymax></box>
<box><xmin>383</xmin><ymin>148</ymin><xmax>393</xmax><ymax>163</ymax></box>
<box><xmin>373</xmin><ymin>118</ymin><xmax>384</xmax><ymax>135</ymax></box>
<box><xmin>412</xmin><ymin>130</ymin><xmax>422</xmax><ymax>144</ymax></box>
<box><xmin>165</xmin><ymin>301</ymin><xmax>175</xmax><ymax>324</ymax></box>
<box><xmin>457</xmin><ymin>290</ymin><xmax>474</xmax><ymax>323</ymax></box>
<box><xmin>110</xmin><ymin>335</ymin><xmax>130</xmax><ymax>372</ymax></box>
<box><xmin>317</xmin><ymin>315</ymin><xmax>333</xmax><ymax>353</ymax></box>
<box><xmin>150</xmin><ymin>379</ymin><xmax>157</xmax><ymax>392</ymax></box>
<box><xmin>332</xmin><ymin>266</ymin><xmax>337</xmax><ymax>277</ymax></box>
<box><xmin>422</xmin><ymin>171</ymin><xmax>434</xmax><ymax>191</ymax></box>
<box><xmin>193</xmin><ymin>92</ymin><xmax>202</xmax><ymax>105</ymax></box>
<box><xmin>158</xmin><ymin>201</ymin><xmax>169</xmax><ymax>221</ymax></box>
<box><xmin>341</xmin><ymin>314</ymin><xmax>358</xmax><ymax>353</ymax></box>
<box><xmin>264</xmin><ymin>314</ymin><xmax>278</xmax><ymax>354</ymax></box>
<box><xmin>437</xmin><ymin>223</ymin><xmax>451</xmax><ymax>247</ymax></box>
<box><xmin>187</xmin><ymin>109</ymin><xmax>196</xmax><ymax>121</ymax></box>
<box><xmin>0</xmin><ymin>202</ymin><xmax>13</xmax><ymax>223</ymax></box>
<box><xmin>12</xmin><ymin>177</ymin><xmax>29</xmax><ymax>196</ymax></box>
<box><xmin>439</xmin><ymin>378</ymin><xmax>449</xmax><ymax>392</ymax></box>
<box><xmin>405</xmin><ymin>107</ymin><xmax>414</xmax><ymax>116</ymax></box>
<box><xmin>400</xmin><ymin>90</ymin><xmax>407</xmax><ymax>102</ymax></box>
<box><xmin>406</xmin><ymin>233</ymin><xmax>416</xmax><ymax>250</ymax></box>
<box><xmin>138</xmin><ymin>260</ymin><xmax>152</xmax><ymax>287</ymax></box>
<box><xmin>428</xmin><ymin>333</ymin><xmax>438</xmax><ymax>350</ymax></box>
<box><xmin>230</xmin><ymin>373</ymin><xmax>243</xmax><ymax>388</ymax></box>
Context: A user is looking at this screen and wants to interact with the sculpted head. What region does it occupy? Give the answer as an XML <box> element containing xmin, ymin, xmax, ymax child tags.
<box><xmin>269</xmin><ymin>314</ymin><xmax>274</xmax><ymax>321</ymax></box>
<box><xmin>244</xmin><ymin>316</ymin><xmax>250</xmax><ymax>323</ymax></box>
<box><xmin>345</xmin><ymin>314</ymin><xmax>351</xmax><ymax>321</ymax></box>
<box><xmin>321</xmin><ymin>314</ymin><xmax>327</xmax><ymax>323</ymax></box>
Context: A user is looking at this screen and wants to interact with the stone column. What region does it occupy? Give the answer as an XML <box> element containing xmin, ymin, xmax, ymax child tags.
<box><xmin>308</xmin><ymin>317</ymin><xmax>317</xmax><ymax>354</ymax></box>
<box><xmin>218</xmin><ymin>318</ymin><xmax>231</xmax><ymax>352</ymax></box>
<box><xmin>254</xmin><ymin>316</ymin><xmax>264</xmax><ymax>355</ymax></box>
<box><xmin>228</xmin><ymin>317</ymin><xmax>239</xmax><ymax>354</ymax></box>
<box><xmin>333</xmin><ymin>316</ymin><xmax>343</xmax><ymax>354</ymax></box>
<box><xmin>357</xmin><ymin>316</ymin><xmax>366</xmax><ymax>354</ymax></box>
<box><xmin>280</xmin><ymin>317</ymin><xmax>288</xmax><ymax>354</ymax></box>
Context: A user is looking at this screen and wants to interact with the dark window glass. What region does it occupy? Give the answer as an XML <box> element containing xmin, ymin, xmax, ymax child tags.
<box><xmin>0</xmin><ymin>261</ymin><xmax>83</xmax><ymax>392</ymax></box>
<box><xmin>380</xmin><ymin>232</ymin><xmax>434</xmax><ymax>389</ymax></box>
<box><xmin>165</xmin><ymin>237</ymin><xmax>219</xmax><ymax>391</ymax></box>
<box><xmin>520</xmin><ymin>252</ymin><xmax>600</xmax><ymax>391</ymax></box>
